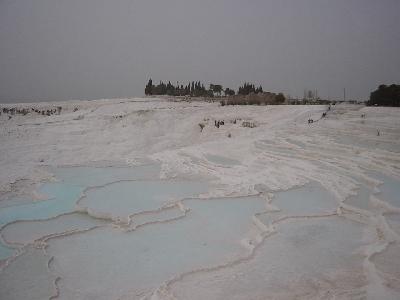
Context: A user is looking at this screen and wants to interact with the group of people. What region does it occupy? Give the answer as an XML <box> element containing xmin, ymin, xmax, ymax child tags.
<box><xmin>32</xmin><ymin>107</ymin><xmax>62</xmax><ymax>116</ymax></box>
<box><xmin>242</xmin><ymin>121</ymin><xmax>256</xmax><ymax>128</ymax></box>
<box><xmin>213</xmin><ymin>118</ymin><xmax>244</xmax><ymax>129</ymax></box>
<box><xmin>308</xmin><ymin>105</ymin><xmax>331</xmax><ymax>124</ymax></box>
<box><xmin>215</xmin><ymin>120</ymin><xmax>225</xmax><ymax>128</ymax></box>
<box><xmin>2</xmin><ymin>107</ymin><xmax>30</xmax><ymax>116</ymax></box>
<box><xmin>1</xmin><ymin>106</ymin><xmax>62</xmax><ymax>118</ymax></box>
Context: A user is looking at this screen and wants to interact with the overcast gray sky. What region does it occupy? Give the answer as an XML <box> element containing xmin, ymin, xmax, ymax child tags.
<box><xmin>0</xmin><ymin>0</ymin><xmax>399</xmax><ymax>103</ymax></box>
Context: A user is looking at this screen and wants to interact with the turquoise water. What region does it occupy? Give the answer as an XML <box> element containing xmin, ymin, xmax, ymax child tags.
<box><xmin>80</xmin><ymin>180</ymin><xmax>208</xmax><ymax>220</ymax></box>
<box><xmin>0</xmin><ymin>183</ymin><xmax>83</xmax><ymax>259</ymax></box>
<box><xmin>1</xmin><ymin>166</ymin><xmax>159</xmax><ymax>259</ymax></box>
<box><xmin>342</xmin><ymin>172</ymin><xmax>400</xmax><ymax>212</ymax></box>
<box><xmin>272</xmin><ymin>181</ymin><xmax>338</xmax><ymax>215</ymax></box>
<box><xmin>2</xmin><ymin>213</ymin><xmax>106</xmax><ymax>246</ymax></box>
<box><xmin>46</xmin><ymin>196</ymin><xmax>265</xmax><ymax>300</ymax></box>
<box><xmin>0</xmin><ymin>164</ymin><xmax>206</xmax><ymax>261</ymax></box>
<box><xmin>0</xmin><ymin>183</ymin><xmax>83</xmax><ymax>226</ymax></box>
<box><xmin>258</xmin><ymin>181</ymin><xmax>338</xmax><ymax>225</ymax></box>
<box><xmin>171</xmin><ymin>216</ymin><xmax>366</xmax><ymax>300</ymax></box>
<box><xmin>372</xmin><ymin>173</ymin><xmax>400</xmax><ymax>208</ymax></box>
<box><xmin>344</xmin><ymin>185</ymin><xmax>372</xmax><ymax>210</ymax></box>
<box><xmin>2</xmin><ymin>165</ymin><xmax>399</xmax><ymax>299</ymax></box>
<box><xmin>0</xmin><ymin>247</ymin><xmax>54</xmax><ymax>300</ymax></box>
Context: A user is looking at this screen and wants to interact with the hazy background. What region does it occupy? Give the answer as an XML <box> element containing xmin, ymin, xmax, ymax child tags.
<box><xmin>0</xmin><ymin>0</ymin><xmax>399</xmax><ymax>103</ymax></box>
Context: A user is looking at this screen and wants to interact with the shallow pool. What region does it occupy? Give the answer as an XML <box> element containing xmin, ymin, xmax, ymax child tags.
<box><xmin>371</xmin><ymin>172</ymin><xmax>400</xmax><ymax>208</ymax></box>
<box><xmin>204</xmin><ymin>154</ymin><xmax>240</xmax><ymax>166</ymax></box>
<box><xmin>46</xmin><ymin>196</ymin><xmax>265</xmax><ymax>300</ymax></box>
<box><xmin>0</xmin><ymin>164</ymin><xmax>205</xmax><ymax>260</ymax></box>
<box><xmin>257</xmin><ymin>181</ymin><xmax>338</xmax><ymax>225</ymax></box>
<box><xmin>0</xmin><ymin>183</ymin><xmax>83</xmax><ymax>259</ymax></box>
<box><xmin>1</xmin><ymin>165</ymin><xmax>399</xmax><ymax>300</ymax></box>
<box><xmin>78</xmin><ymin>179</ymin><xmax>208</xmax><ymax>221</ymax></box>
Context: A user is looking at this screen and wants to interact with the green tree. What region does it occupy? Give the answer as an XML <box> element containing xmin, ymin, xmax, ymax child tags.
<box><xmin>210</xmin><ymin>84</ymin><xmax>223</xmax><ymax>96</ymax></box>
<box><xmin>275</xmin><ymin>93</ymin><xmax>286</xmax><ymax>104</ymax></box>
<box><xmin>224</xmin><ymin>88</ymin><xmax>235</xmax><ymax>96</ymax></box>
<box><xmin>145</xmin><ymin>78</ymin><xmax>153</xmax><ymax>95</ymax></box>
<box><xmin>238</xmin><ymin>82</ymin><xmax>257</xmax><ymax>95</ymax></box>
<box><xmin>367</xmin><ymin>84</ymin><xmax>400</xmax><ymax>106</ymax></box>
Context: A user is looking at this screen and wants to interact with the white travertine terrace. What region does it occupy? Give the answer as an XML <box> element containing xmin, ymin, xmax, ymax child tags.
<box><xmin>0</xmin><ymin>98</ymin><xmax>399</xmax><ymax>299</ymax></box>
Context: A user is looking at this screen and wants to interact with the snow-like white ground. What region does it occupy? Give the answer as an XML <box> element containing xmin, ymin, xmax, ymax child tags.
<box><xmin>0</xmin><ymin>98</ymin><xmax>399</xmax><ymax>197</ymax></box>
<box><xmin>0</xmin><ymin>98</ymin><xmax>400</xmax><ymax>299</ymax></box>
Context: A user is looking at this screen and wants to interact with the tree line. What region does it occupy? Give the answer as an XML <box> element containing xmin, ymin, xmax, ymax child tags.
<box><xmin>145</xmin><ymin>79</ymin><xmax>211</xmax><ymax>97</ymax></box>
<box><xmin>367</xmin><ymin>84</ymin><xmax>400</xmax><ymax>107</ymax></box>
<box><xmin>145</xmin><ymin>79</ymin><xmax>265</xmax><ymax>97</ymax></box>
<box><xmin>237</xmin><ymin>83</ymin><xmax>263</xmax><ymax>95</ymax></box>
